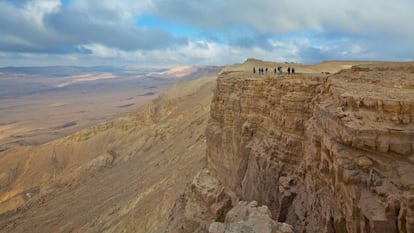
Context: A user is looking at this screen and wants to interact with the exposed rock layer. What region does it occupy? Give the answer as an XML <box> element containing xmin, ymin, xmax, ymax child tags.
<box><xmin>203</xmin><ymin>62</ymin><xmax>414</xmax><ymax>233</ymax></box>
<box><xmin>165</xmin><ymin>169</ymin><xmax>293</xmax><ymax>233</ymax></box>
<box><xmin>164</xmin><ymin>169</ymin><xmax>232</xmax><ymax>233</ymax></box>
<box><xmin>209</xmin><ymin>200</ymin><xmax>294</xmax><ymax>233</ymax></box>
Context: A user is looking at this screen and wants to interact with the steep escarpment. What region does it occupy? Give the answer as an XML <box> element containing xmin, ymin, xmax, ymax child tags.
<box><xmin>206</xmin><ymin>70</ymin><xmax>325</xmax><ymax>232</ymax></box>
<box><xmin>166</xmin><ymin>61</ymin><xmax>414</xmax><ymax>233</ymax></box>
<box><xmin>207</xmin><ymin>70</ymin><xmax>324</xmax><ymax>214</ymax></box>
<box><xmin>0</xmin><ymin>75</ymin><xmax>218</xmax><ymax>233</ymax></box>
<box><xmin>303</xmin><ymin>64</ymin><xmax>414</xmax><ymax>233</ymax></box>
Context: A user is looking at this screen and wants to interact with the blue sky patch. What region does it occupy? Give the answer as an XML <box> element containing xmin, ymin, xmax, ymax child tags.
<box><xmin>137</xmin><ymin>14</ymin><xmax>201</xmax><ymax>39</ymax></box>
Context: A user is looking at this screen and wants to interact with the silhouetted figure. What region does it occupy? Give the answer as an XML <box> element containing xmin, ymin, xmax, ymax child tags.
<box><xmin>265</xmin><ymin>67</ymin><xmax>268</xmax><ymax>74</ymax></box>
<box><xmin>253</xmin><ymin>67</ymin><xmax>256</xmax><ymax>73</ymax></box>
<box><xmin>287</xmin><ymin>67</ymin><xmax>291</xmax><ymax>75</ymax></box>
<box><xmin>274</xmin><ymin>68</ymin><xmax>277</xmax><ymax>74</ymax></box>
<box><xmin>292</xmin><ymin>67</ymin><xmax>295</xmax><ymax>74</ymax></box>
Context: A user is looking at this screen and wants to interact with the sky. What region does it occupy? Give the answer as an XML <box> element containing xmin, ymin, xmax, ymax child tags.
<box><xmin>0</xmin><ymin>0</ymin><xmax>413</xmax><ymax>67</ymax></box>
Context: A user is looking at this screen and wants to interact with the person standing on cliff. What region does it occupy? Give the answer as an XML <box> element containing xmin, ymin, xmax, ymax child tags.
<box><xmin>287</xmin><ymin>67</ymin><xmax>291</xmax><ymax>75</ymax></box>
<box><xmin>292</xmin><ymin>67</ymin><xmax>295</xmax><ymax>75</ymax></box>
<box><xmin>253</xmin><ymin>67</ymin><xmax>256</xmax><ymax>74</ymax></box>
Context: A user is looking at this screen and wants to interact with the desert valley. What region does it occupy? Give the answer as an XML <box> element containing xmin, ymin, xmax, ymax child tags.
<box><xmin>1</xmin><ymin>1</ymin><xmax>413</xmax><ymax>232</ymax></box>
<box><xmin>1</xmin><ymin>59</ymin><xmax>413</xmax><ymax>233</ymax></box>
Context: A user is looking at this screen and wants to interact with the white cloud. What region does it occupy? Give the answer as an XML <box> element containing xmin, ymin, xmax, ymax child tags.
<box><xmin>71</xmin><ymin>0</ymin><xmax>149</xmax><ymax>23</ymax></box>
<box><xmin>81</xmin><ymin>43</ymin><xmax>120</xmax><ymax>58</ymax></box>
<box><xmin>151</xmin><ymin>0</ymin><xmax>414</xmax><ymax>37</ymax></box>
<box><xmin>21</xmin><ymin>0</ymin><xmax>61</xmax><ymax>24</ymax></box>
<box><xmin>0</xmin><ymin>0</ymin><xmax>413</xmax><ymax>66</ymax></box>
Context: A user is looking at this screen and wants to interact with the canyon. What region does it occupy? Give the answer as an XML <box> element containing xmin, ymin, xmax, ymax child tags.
<box><xmin>1</xmin><ymin>59</ymin><xmax>414</xmax><ymax>233</ymax></box>
<box><xmin>165</xmin><ymin>60</ymin><xmax>414</xmax><ymax>233</ymax></box>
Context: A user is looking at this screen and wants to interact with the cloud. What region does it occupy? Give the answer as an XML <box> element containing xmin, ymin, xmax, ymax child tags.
<box><xmin>150</xmin><ymin>0</ymin><xmax>414</xmax><ymax>37</ymax></box>
<box><xmin>0</xmin><ymin>0</ymin><xmax>187</xmax><ymax>54</ymax></box>
<box><xmin>0</xmin><ymin>0</ymin><xmax>413</xmax><ymax>66</ymax></box>
<box><xmin>149</xmin><ymin>0</ymin><xmax>414</xmax><ymax>62</ymax></box>
<box><xmin>44</xmin><ymin>10</ymin><xmax>188</xmax><ymax>51</ymax></box>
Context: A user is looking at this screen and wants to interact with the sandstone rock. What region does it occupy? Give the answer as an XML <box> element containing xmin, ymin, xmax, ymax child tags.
<box><xmin>209</xmin><ymin>201</ymin><xmax>294</xmax><ymax>233</ymax></box>
<box><xmin>205</xmin><ymin>62</ymin><xmax>414</xmax><ymax>233</ymax></box>
<box><xmin>209</xmin><ymin>222</ymin><xmax>226</xmax><ymax>233</ymax></box>
<box><xmin>164</xmin><ymin>169</ymin><xmax>232</xmax><ymax>233</ymax></box>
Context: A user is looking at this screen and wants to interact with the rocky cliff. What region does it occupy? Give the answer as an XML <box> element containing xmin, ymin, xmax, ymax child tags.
<box><xmin>166</xmin><ymin>61</ymin><xmax>414</xmax><ymax>233</ymax></box>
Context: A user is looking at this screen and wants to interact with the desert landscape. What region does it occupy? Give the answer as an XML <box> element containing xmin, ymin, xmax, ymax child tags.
<box><xmin>0</xmin><ymin>65</ymin><xmax>220</xmax><ymax>232</ymax></box>
<box><xmin>0</xmin><ymin>66</ymin><xmax>218</xmax><ymax>150</ymax></box>
<box><xmin>1</xmin><ymin>1</ymin><xmax>413</xmax><ymax>232</ymax></box>
<box><xmin>1</xmin><ymin>59</ymin><xmax>413</xmax><ymax>233</ymax></box>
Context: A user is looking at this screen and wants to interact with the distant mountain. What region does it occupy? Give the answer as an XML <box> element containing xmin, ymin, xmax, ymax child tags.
<box><xmin>147</xmin><ymin>66</ymin><xmax>223</xmax><ymax>80</ymax></box>
<box><xmin>0</xmin><ymin>66</ymin><xmax>166</xmax><ymax>77</ymax></box>
<box><xmin>0</xmin><ymin>65</ymin><xmax>219</xmax><ymax>99</ymax></box>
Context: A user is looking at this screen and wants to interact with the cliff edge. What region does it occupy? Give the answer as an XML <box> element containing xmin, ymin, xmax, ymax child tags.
<box><xmin>166</xmin><ymin>60</ymin><xmax>414</xmax><ymax>233</ymax></box>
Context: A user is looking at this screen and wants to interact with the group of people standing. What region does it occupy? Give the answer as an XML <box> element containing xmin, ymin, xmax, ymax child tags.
<box><xmin>254</xmin><ymin>67</ymin><xmax>269</xmax><ymax>74</ymax></box>
<box><xmin>253</xmin><ymin>66</ymin><xmax>295</xmax><ymax>75</ymax></box>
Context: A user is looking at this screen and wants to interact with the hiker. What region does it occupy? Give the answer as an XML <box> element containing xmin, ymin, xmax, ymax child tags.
<box><xmin>292</xmin><ymin>67</ymin><xmax>295</xmax><ymax>75</ymax></box>
<box><xmin>274</xmin><ymin>68</ymin><xmax>277</xmax><ymax>74</ymax></box>
<box><xmin>253</xmin><ymin>67</ymin><xmax>256</xmax><ymax>73</ymax></box>
<box><xmin>265</xmin><ymin>67</ymin><xmax>268</xmax><ymax>74</ymax></box>
<box><xmin>287</xmin><ymin>67</ymin><xmax>291</xmax><ymax>75</ymax></box>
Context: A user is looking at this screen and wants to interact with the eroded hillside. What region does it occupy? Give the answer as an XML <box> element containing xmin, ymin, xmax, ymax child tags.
<box><xmin>0</xmin><ymin>74</ymin><xmax>217</xmax><ymax>233</ymax></box>
<box><xmin>2</xmin><ymin>59</ymin><xmax>414</xmax><ymax>233</ymax></box>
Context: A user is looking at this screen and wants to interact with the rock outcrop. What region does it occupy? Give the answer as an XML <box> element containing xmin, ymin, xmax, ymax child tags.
<box><xmin>165</xmin><ymin>169</ymin><xmax>293</xmax><ymax>233</ymax></box>
<box><xmin>209</xmin><ymin>201</ymin><xmax>294</xmax><ymax>233</ymax></box>
<box><xmin>168</xmin><ymin>61</ymin><xmax>414</xmax><ymax>233</ymax></box>
<box><xmin>164</xmin><ymin>169</ymin><xmax>233</xmax><ymax>233</ymax></box>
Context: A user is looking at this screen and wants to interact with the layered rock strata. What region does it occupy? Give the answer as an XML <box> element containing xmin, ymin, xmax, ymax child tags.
<box><xmin>202</xmin><ymin>63</ymin><xmax>414</xmax><ymax>233</ymax></box>
<box><xmin>164</xmin><ymin>169</ymin><xmax>232</xmax><ymax>233</ymax></box>
<box><xmin>209</xmin><ymin>201</ymin><xmax>294</xmax><ymax>233</ymax></box>
<box><xmin>165</xmin><ymin>169</ymin><xmax>293</xmax><ymax>233</ymax></box>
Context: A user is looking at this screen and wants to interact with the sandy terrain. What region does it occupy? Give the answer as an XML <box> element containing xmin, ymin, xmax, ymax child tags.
<box><xmin>54</xmin><ymin>73</ymin><xmax>118</xmax><ymax>88</ymax></box>
<box><xmin>229</xmin><ymin>58</ymin><xmax>377</xmax><ymax>74</ymax></box>
<box><xmin>0</xmin><ymin>66</ymin><xmax>219</xmax><ymax>150</ymax></box>
<box><xmin>0</xmin><ymin>73</ymin><xmax>218</xmax><ymax>232</ymax></box>
<box><xmin>148</xmin><ymin>65</ymin><xmax>198</xmax><ymax>78</ymax></box>
<box><xmin>0</xmin><ymin>85</ymin><xmax>163</xmax><ymax>149</ymax></box>
<box><xmin>0</xmin><ymin>60</ymin><xmax>392</xmax><ymax>232</ymax></box>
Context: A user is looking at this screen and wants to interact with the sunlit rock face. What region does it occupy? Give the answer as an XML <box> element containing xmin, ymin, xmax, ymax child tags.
<box><xmin>205</xmin><ymin>62</ymin><xmax>414</xmax><ymax>233</ymax></box>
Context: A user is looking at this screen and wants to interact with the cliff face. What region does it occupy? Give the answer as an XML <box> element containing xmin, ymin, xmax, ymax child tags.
<box><xmin>202</xmin><ymin>62</ymin><xmax>414</xmax><ymax>233</ymax></box>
